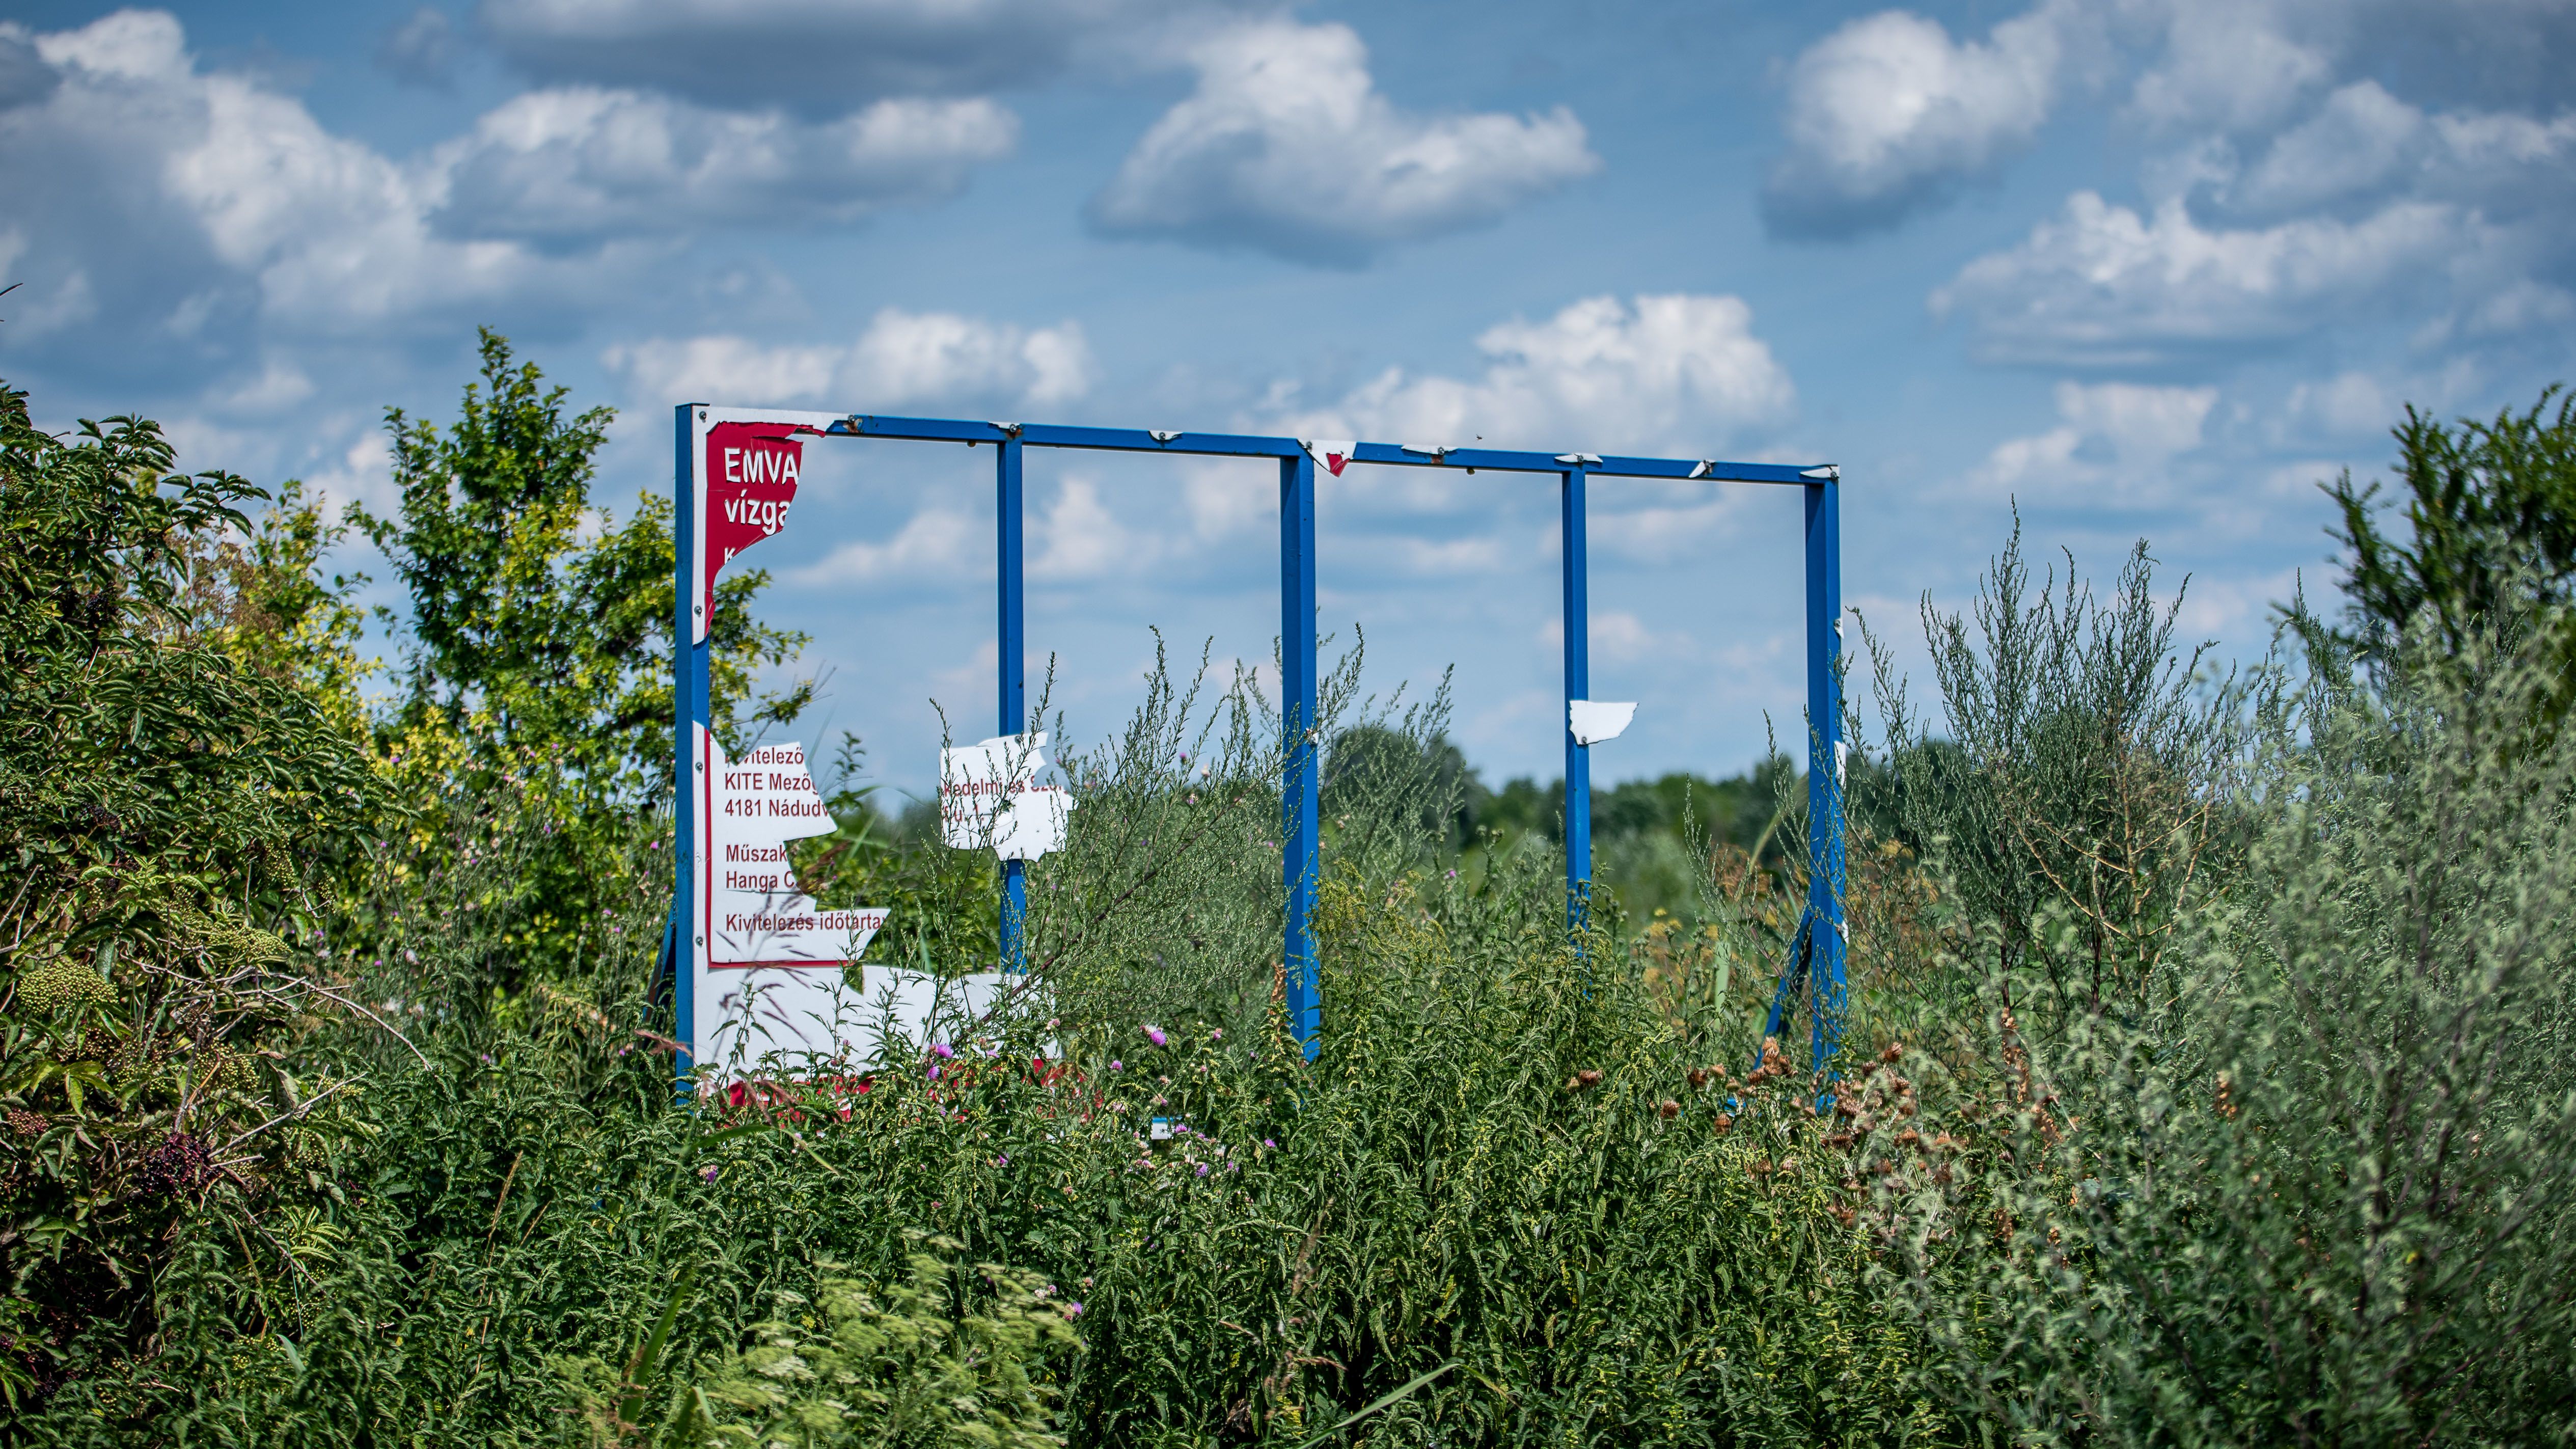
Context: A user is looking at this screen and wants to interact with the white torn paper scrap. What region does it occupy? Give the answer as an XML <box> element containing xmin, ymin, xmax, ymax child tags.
<box><xmin>940</xmin><ymin>733</ymin><xmax>1077</xmax><ymax>860</ymax></box>
<box><xmin>1568</xmin><ymin>700</ymin><xmax>1636</xmax><ymax>745</ymax></box>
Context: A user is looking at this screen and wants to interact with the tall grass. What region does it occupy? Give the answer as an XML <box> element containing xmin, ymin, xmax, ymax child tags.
<box><xmin>11</xmin><ymin>545</ymin><xmax>2575</xmax><ymax>1447</ymax></box>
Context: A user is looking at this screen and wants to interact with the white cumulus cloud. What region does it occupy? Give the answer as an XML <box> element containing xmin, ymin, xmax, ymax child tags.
<box><xmin>1913</xmin><ymin>1</ymin><xmax>2576</xmax><ymax>361</ymax></box>
<box><xmin>432</xmin><ymin>87</ymin><xmax>1016</xmax><ymax>237</ymax></box>
<box><xmin>605</xmin><ymin>308</ymin><xmax>1097</xmax><ymax>409</ymax></box>
<box><xmin>1088</xmin><ymin>19</ymin><xmax>1599</xmax><ymax>266</ymax></box>
<box><xmin>2126</xmin><ymin>0</ymin><xmax>2335</xmax><ymax>135</ymax></box>
<box><xmin>1029</xmin><ymin>477</ymin><xmax>1147</xmax><ymax>582</ymax></box>
<box><xmin>789</xmin><ymin>506</ymin><xmax>981</xmax><ymax>587</ymax></box>
<box><xmin>0</xmin><ymin>9</ymin><xmax>1027</xmax><ymax>364</ymax></box>
<box><xmin>1932</xmin><ymin>191</ymin><xmax>2463</xmax><ymax>364</ymax></box>
<box><xmin>1969</xmin><ymin>380</ymin><xmax>2218</xmax><ymax>502</ymax></box>
<box><xmin>1294</xmin><ymin>293</ymin><xmax>1795</xmax><ymax>459</ymax></box>
<box><xmin>1764</xmin><ymin>1</ymin><xmax>2086</xmax><ymax>237</ymax></box>
<box><xmin>479</xmin><ymin>0</ymin><xmax>1191</xmax><ymax>117</ymax></box>
<box><xmin>0</xmin><ymin>10</ymin><xmax>608</xmax><ymax>339</ymax></box>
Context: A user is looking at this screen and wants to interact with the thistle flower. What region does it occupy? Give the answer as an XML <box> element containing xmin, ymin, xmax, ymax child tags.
<box><xmin>1144</xmin><ymin>1025</ymin><xmax>1167</xmax><ymax>1047</ymax></box>
<box><xmin>1658</xmin><ymin>1099</ymin><xmax>1680</xmax><ymax>1119</ymax></box>
<box><xmin>931</xmin><ymin>1042</ymin><xmax>955</xmax><ymax>1059</ymax></box>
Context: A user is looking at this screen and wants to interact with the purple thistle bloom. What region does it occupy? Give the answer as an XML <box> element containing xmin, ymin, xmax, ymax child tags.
<box><xmin>1144</xmin><ymin>1025</ymin><xmax>1167</xmax><ymax>1047</ymax></box>
<box><xmin>1066</xmin><ymin>1302</ymin><xmax>1084</xmax><ymax>1317</ymax></box>
<box><xmin>1110</xmin><ymin>1059</ymin><xmax>1123</xmax><ymax>1071</ymax></box>
<box><xmin>1263</xmin><ymin>1138</ymin><xmax>1276</xmax><ymax>1150</ymax></box>
<box><xmin>931</xmin><ymin>1041</ymin><xmax>955</xmax><ymax>1058</ymax></box>
<box><xmin>1196</xmin><ymin>1163</ymin><xmax>1210</xmax><ymax>1177</ymax></box>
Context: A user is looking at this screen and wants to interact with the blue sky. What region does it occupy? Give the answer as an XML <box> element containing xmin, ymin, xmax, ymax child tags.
<box><xmin>7</xmin><ymin>0</ymin><xmax>2574</xmax><ymax>798</ymax></box>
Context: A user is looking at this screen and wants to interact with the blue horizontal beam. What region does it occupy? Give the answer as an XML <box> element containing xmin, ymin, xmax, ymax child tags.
<box><xmin>826</xmin><ymin>414</ymin><xmax>1821</xmax><ymax>487</ymax></box>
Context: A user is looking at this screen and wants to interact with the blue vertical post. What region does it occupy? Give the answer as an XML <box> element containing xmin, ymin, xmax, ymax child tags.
<box><xmin>1279</xmin><ymin>452</ymin><xmax>1321</xmax><ymax>1058</ymax></box>
<box><xmin>1560</xmin><ymin>467</ymin><xmax>1592</xmax><ymax>933</ymax></box>
<box><xmin>997</xmin><ymin>436</ymin><xmax>1027</xmax><ymax>971</ymax></box>
<box><xmin>1802</xmin><ymin>474</ymin><xmax>1847</xmax><ymax>1075</ymax></box>
<box><xmin>673</xmin><ymin>405</ymin><xmax>707</xmax><ymax>1093</ymax></box>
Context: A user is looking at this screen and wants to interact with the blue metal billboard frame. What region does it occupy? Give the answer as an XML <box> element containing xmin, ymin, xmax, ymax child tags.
<box><xmin>674</xmin><ymin>408</ymin><xmax>1847</xmax><ymax>1072</ymax></box>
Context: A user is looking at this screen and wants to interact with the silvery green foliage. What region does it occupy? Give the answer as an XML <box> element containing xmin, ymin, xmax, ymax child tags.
<box><xmin>1885</xmin><ymin>623</ymin><xmax>2576</xmax><ymax>1446</ymax></box>
<box><xmin>1018</xmin><ymin>628</ymin><xmax>1464</xmax><ymax>1049</ymax></box>
<box><xmin>1861</xmin><ymin>521</ymin><xmax>2274</xmax><ymax>1021</ymax></box>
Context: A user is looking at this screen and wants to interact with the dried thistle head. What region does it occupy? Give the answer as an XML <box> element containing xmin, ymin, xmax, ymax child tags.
<box><xmin>1658</xmin><ymin>1099</ymin><xmax>1679</xmax><ymax>1120</ymax></box>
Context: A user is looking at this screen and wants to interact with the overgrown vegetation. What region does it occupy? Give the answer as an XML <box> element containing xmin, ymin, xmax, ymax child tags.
<box><xmin>4</xmin><ymin>351</ymin><xmax>2571</xmax><ymax>1445</ymax></box>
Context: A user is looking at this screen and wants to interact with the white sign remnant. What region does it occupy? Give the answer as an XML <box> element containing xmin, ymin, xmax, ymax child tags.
<box><xmin>1568</xmin><ymin>700</ymin><xmax>1637</xmax><ymax>745</ymax></box>
<box><xmin>682</xmin><ymin>409</ymin><xmax>1032</xmax><ymax>1081</ymax></box>
<box><xmin>692</xmin><ymin>730</ymin><xmax>890</xmax><ymax>1069</ymax></box>
<box><xmin>940</xmin><ymin>733</ymin><xmax>1076</xmax><ymax>861</ymax></box>
<box><xmin>1302</xmin><ymin>439</ymin><xmax>1357</xmax><ymax>477</ymax></box>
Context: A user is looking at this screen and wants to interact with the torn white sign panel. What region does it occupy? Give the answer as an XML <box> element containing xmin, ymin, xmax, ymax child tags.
<box><xmin>940</xmin><ymin>733</ymin><xmax>1076</xmax><ymax>861</ymax></box>
<box><xmin>1568</xmin><ymin>700</ymin><xmax>1636</xmax><ymax>745</ymax></box>
<box><xmin>691</xmin><ymin>731</ymin><xmax>891</xmax><ymax>1072</ymax></box>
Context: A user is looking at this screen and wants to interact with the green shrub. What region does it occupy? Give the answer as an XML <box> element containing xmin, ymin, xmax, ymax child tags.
<box><xmin>1880</xmin><ymin>624</ymin><xmax>2576</xmax><ymax>1446</ymax></box>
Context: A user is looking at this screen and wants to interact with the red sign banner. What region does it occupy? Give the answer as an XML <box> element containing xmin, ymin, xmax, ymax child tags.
<box><xmin>702</xmin><ymin>421</ymin><xmax>806</xmax><ymax>603</ymax></box>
